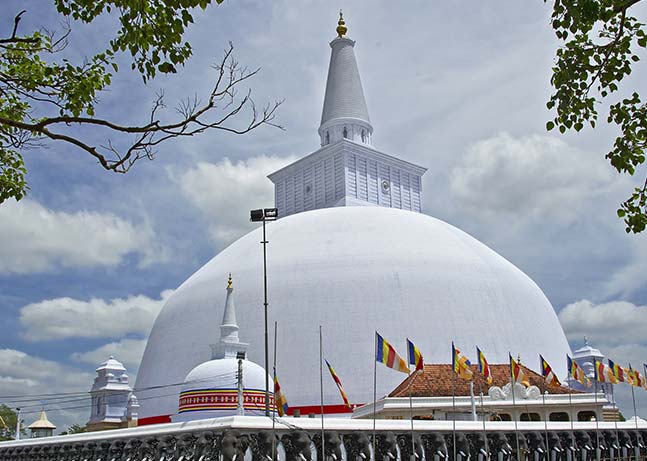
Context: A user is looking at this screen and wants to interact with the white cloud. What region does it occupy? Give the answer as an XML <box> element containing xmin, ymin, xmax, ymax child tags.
<box><xmin>0</xmin><ymin>199</ymin><xmax>165</xmax><ymax>274</ymax></box>
<box><xmin>559</xmin><ymin>299</ymin><xmax>647</xmax><ymax>346</ymax></box>
<box><xmin>449</xmin><ymin>132</ymin><xmax>617</xmax><ymax>223</ymax></box>
<box><xmin>0</xmin><ymin>349</ymin><xmax>91</xmax><ymax>392</ymax></box>
<box><xmin>71</xmin><ymin>338</ymin><xmax>147</xmax><ymax>372</ymax></box>
<box><xmin>603</xmin><ymin>237</ymin><xmax>647</xmax><ymax>297</ymax></box>
<box><xmin>174</xmin><ymin>155</ymin><xmax>297</xmax><ymax>246</ymax></box>
<box><xmin>0</xmin><ymin>349</ymin><xmax>94</xmax><ymax>431</ymax></box>
<box><xmin>20</xmin><ymin>290</ymin><xmax>173</xmax><ymax>341</ymax></box>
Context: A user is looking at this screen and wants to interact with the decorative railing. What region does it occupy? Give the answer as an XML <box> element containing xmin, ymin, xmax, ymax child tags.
<box><xmin>0</xmin><ymin>416</ymin><xmax>645</xmax><ymax>461</ymax></box>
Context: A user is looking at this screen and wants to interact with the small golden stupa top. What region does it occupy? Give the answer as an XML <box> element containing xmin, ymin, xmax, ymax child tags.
<box><xmin>227</xmin><ymin>273</ymin><xmax>233</xmax><ymax>289</ymax></box>
<box><xmin>336</xmin><ymin>10</ymin><xmax>347</xmax><ymax>38</ymax></box>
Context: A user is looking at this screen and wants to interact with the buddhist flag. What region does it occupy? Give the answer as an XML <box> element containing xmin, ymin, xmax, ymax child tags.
<box><xmin>627</xmin><ymin>365</ymin><xmax>642</xmax><ymax>387</ymax></box>
<box><xmin>375</xmin><ymin>332</ymin><xmax>410</xmax><ymax>374</ymax></box>
<box><xmin>634</xmin><ymin>369</ymin><xmax>644</xmax><ymax>389</ymax></box>
<box><xmin>476</xmin><ymin>347</ymin><xmax>492</xmax><ymax>385</ymax></box>
<box><xmin>540</xmin><ymin>355</ymin><xmax>562</xmax><ymax>388</ymax></box>
<box><xmin>595</xmin><ymin>359</ymin><xmax>617</xmax><ymax>384</ymax></box>
<box><xmin>325</xmin><ymin>359</ymin><xmax>351</xmax><ymax>409</ymax></box>
<box><xmin>452</xmin><ymin>343</ymin><xmax>473</xmax><ymax>380</ymax></box>
<box><xmin>608</xmin><ymin>359</ymin><xmax>625</xmax><ymax>383</ymax></box>
<box><xmin>510</xmin><ymin>354</ymin><xmax>530</xmax><ymax>387</ymax></box>
<box><xmin>624</xmin><ymin>366</ymin><xmax>636</xmax><ymax>386</ymax></box>
<box><xmin>567</xmin><ymin>355</ymin><xmax>591</xmax><ymax>387</ymax></box>
<box><xmin>407</xmin><ymin>338</ymin><xmax>424</xmax><ymax>373</ymax></box>
<box><xmin>273</xmin><ymin>371</ymin><xmax>289</xmax><ymax>417</ymax></box>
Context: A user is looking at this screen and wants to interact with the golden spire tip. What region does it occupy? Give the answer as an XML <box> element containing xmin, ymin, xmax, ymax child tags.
<box><xmin>336</xmin><ymin>10</ymin><xmax>347</xmax><ymax>38</ymax></box>
<box><xmin>227</xmin><ymin>273</ymin><xmax>233</xmax><ymax>289</ymax></box>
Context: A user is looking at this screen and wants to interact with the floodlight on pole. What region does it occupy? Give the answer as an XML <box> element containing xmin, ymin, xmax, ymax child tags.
<box><xmin>250</xmin><ymin>207</ymin><xmax>278</xmax><ymax>417</ymax></box>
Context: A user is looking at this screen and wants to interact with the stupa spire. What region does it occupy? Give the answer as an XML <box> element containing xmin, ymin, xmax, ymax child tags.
<box><xmin>336</xmin><ymin>10</ymin><xmax>347</xmax><ymax>38</ymax></box>
<box><xmin>212</xmin><ymin>274</ymin><xmax>248</xmax><ymax>359</ymax></box>
<box><xmin>318</xmin><ymin>12</ymin><xmax>373</xmax><ymax>147</ymax></box>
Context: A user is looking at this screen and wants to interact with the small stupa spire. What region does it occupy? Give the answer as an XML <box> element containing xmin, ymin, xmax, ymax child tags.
<box><xmin>211</xmin><ymin>274</ymin><xmax>248</xmax><ymax>359</ymax></box>
<box><xmin>336</xmin><ymin>10</ymin><xmax>347</xmax><ymax>38</ymax></box>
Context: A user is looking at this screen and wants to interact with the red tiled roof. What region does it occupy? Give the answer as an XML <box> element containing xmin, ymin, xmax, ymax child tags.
<box><xmin>389</xmin><ymin>364</ymin><xmax>577</xmax><ymax>397</ymax></box>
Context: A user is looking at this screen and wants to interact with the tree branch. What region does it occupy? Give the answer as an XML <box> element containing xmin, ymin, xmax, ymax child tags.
<box><xmin>0</xmin><ymin>10</ymin><xmax>37</xmax><ymax>45</ymax></box>
<box><xmin>1</xmin><ymin>43</ymin><xmax>283</xmax><ymax>174</ymax></box>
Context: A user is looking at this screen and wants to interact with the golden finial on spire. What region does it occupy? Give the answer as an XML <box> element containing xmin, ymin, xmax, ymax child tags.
<box><xmin>336</xmin><ymin>10</ymin><xmax>347</xmax><ymax>38</ymax></box>
<box><xmin>227</xmin><ymin>273</ymin><xmax>233</xmax><ymax>289</ymax></box>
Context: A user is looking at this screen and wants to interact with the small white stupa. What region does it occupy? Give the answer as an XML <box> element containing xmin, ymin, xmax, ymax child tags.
<box><xmin>27</xmin><ymin>410</ymin><xmax>56</xmax><ymax>438</ymax></box>
<box><xmin>173</xmin><ymin>275</ymin><xmax>271</xmax><ymax>421</ymax></box>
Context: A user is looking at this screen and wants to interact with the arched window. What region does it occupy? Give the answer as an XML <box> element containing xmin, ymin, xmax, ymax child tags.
<box><xmin>549</xmin><ymin>412</ymin><xmax>570</xmax><ymax>421</ymax></box>
<box><xmin>343</xmin><ymin>127</ymin><xmax>348</xmax><ymax>138</ymax></box>
<box><xmin>361</xmin><ymin>129</ymin><xmax>366</xmax><ymax>142</ymax></box>
<box><xmin>521</xmin><ymin>412</ymin><xmax>541</xmax><ymax>421</ymax></box>
<box><xmin>578</xmin><ymin>411</ymin><xmax>596</xmax><ymax>421</ymax></box>
<box><xmin>326</xmin><ymin>131</ymin><xmax>330</xmax><ymax>144</ymax></box>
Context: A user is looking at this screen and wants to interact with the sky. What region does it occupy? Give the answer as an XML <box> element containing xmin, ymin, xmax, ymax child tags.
<box><xmin>1</xmin><ymin>1</ymin><xmax>647</xmax><ymax>432</ymax></box>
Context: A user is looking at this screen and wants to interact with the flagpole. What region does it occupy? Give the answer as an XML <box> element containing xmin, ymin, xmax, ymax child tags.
<box><xmin>567</xmin><ymin>371</ymin><xmax>576</xmax><ymax>458</ymax></box>
<box><xmin>630</xmin><ymin>366</ymin><xmax>638</xmax><ymax>432</ymax></box>
<box><xmin>319</xmin><ymin>325</ymin><xmax>325</xmax><ymax>461</ymax></box>
<box><xmin>612</xmin><ymin>381</ymin><xmax>620</xmax><ymax>461</ymax></box>
<box><xmin>509</xmin><ymin>354</ymin><xmax>521</xmax><ymax>461</ymax></box>
<box><xmin>407</xmin><ymin>343</ymin><xmax>416</xmax><ymax>461</ymax></box>
<box><xmin>452</xmin><ymin>364</ymin><xmax>456</xmax><ymax>461</ymax></box>
<box><xmin>479</xmin><ymin>381</ymin><xmax>490</xmax><ymax>461</ymax></box>
<box><xmin>539</xmin><ymin>358</ymin><xmax>549</xmax><ymax>461</ymax></box>
<box><xmin>541</xmin><ymin>389</ymin><xmax>549</xmax><ymax>461</ymax></box>
<box><xmin>272</xmin><ymin>321</ymin><xmax>278</xmax><ymax>461</ymax></box>
<box><xmin>593</xmin><ymin>378</ymin><xmax>600</xmax><ymax>461</ymax></box>
<box><xmin>609</xmin><ymin>360</ymin><xmax>621</xmax><ymax>461</ymax></box>
<box><xmin>408</xmin><ymin>373</ymin><xmax>417</xmax><ymax>461</ymax></box>
<box><xmin>373</xmin><ymin>332</ymin><xmax>377</xmax><ymax>461</ymax></box>
<box><xmin>470</xmin><ymin>382</ymin><xmax>477</xmax><ymax>421</ymax></box>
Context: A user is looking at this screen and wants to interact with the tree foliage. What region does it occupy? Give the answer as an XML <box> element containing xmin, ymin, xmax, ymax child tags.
<box><xmin>547</xmin><ymin>0</ymin><xmax>647</xmax><ymax>232</ymax></box>
<box><xmin>59</xmin><ymin>423</ymin><xmax>86</xmax><ymax>435</ymax></box>
<box><xmin>0</xmin><ymin>1</ymin><xmax>282</xmax><ymax>204</ymax></box>
<box><xmin>0</xmin><ymin>405</ymin><xmax>24</xmax><ymax>441</ymax></box>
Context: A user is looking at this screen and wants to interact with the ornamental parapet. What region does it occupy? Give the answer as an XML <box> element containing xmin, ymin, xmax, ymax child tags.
<box><xmin>0</xmin><ymin>416</ymin><xmax>645</xmax><ymax>461</ymax></box>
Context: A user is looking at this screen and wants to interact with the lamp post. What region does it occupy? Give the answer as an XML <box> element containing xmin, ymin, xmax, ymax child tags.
<box><xmin>15</xmin><ymin>407</ymin><xmax>20</xmax><ymax>441</ymax></box>
<box><xmin>250</xmin><ymin>207</ymin><xmax>278</xmax><ymax>416</ymax></box>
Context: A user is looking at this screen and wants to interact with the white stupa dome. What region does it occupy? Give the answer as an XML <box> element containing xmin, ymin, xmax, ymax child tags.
<box><xmin>135</xmin><ymin>17</ymin><xmax>572</xmax><ymax>423</ymax></box>
<box><xmin>173</xmin><ymin>358</ymin><xmax>270</xmax><ymax>421</ymax></box>
<box><xmin>136</xmin><ymin>206</ymin><xmax>571</xmax><ymax>421</ymax></box>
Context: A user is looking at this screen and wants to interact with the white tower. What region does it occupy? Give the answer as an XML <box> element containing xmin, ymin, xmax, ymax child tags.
<box><xmin>87</xmin><ymin>356</ymin><xmax>137</xmax><ymax>431</ymax></box>
<box><xmin>268</xmin><ymin>12</ymin><xmax>427</xmax><ymax>218</ymax></box>
<box><xmin>572</xmin><ymin>338</ymin><xmax>617</xmax><ymax>417</ymax></box>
